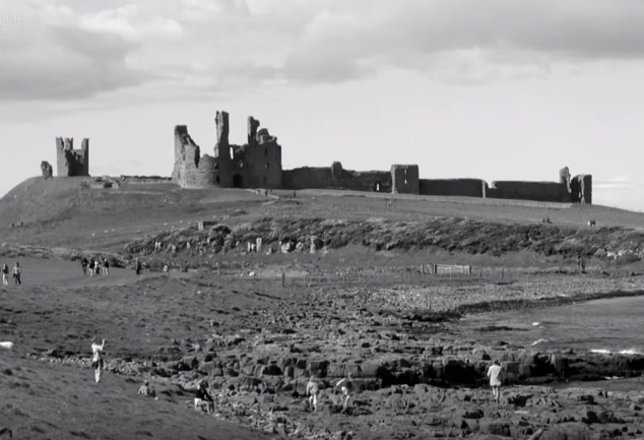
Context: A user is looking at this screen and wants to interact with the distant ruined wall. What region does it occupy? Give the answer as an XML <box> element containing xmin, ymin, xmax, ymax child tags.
<box><xmin>283</xmin><ymin>162</ymin><xmax>391</xmax><ymax>192</ymax></box>
<box><xmin>391</xmin><ymin>165</ymin><xmax>419</xmax><ymax>194</ymax></box>
<box><xmin>56</xmin><ymin>137</ymin><xmax>89</xmax><ymax>177</ymax></box>
<box><xmin>419</xmin><ymin>179</ymin><xmax>485</xmax><ymax>197</ymax></box>
<box><xmin>282</xmin><ymin>167</ymin><xmax>333</xmax><ymax>190</ymax></box>
<box><xmin>486</xmin><ymin>181</ymin><xmax>571</xmax><ymax>202</ymax></box>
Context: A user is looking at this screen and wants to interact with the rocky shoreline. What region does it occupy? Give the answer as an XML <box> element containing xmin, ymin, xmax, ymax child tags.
<box><xmin>31</xmin><ymin>287</ymin><xmax>644</xmax><ymax>440</ymax></box>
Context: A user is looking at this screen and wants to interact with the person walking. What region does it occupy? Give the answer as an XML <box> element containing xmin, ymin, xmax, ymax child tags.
<box><xmin>91</xmin><ymin>337</ymin><xmax>106</xmax><ymax>383</ymax></box>
<box><xmin>12</xmin><ymin>262</ymin><xmax>21</xmax><ymax>285</ymax></box>
<box><xmin>1</xmin><ymin>264</ymin><xmax>8</xmax><ymax>286</ymax></box>
<box><xmin>487</xmin><ymin>360</ymin><xmax>503</xmax><ymax>403</ymax></box>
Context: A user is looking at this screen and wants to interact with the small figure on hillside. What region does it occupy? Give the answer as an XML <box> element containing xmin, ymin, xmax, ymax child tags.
<box><xmin>12</xmin><ymin>262</ymin><xmax>21</xmax><ymax>285</ymax></box>
<box><xmin>163</xmin><ymin>264</ymin><xmax>169</xmax><ymax>276</ymax></box>
<box><xmin>138</xmin><ymin>379</ymin><xmax>156</xmax><ymax>398</ymax></box>
<box><xmin>80</xmin><ymin>257</ymin><xmax>88</xmax><ymax>275</ymax></box>
<box><xmin>334</xmin><ymin>373</ymin><xmax>354</xmax><ymax>413</ymax></box>
<box><xmin>88</xmin><ymin>258</ymin><xmax>96</xmax><ymax>277</ymax></box>
<box><xmin>194</xmin><ymin>380</ymin><xmax>215</xmax><ymax>414</ymax></box>
<box><xmin>1</xmin><ymin>263</ymin><xmax>8</xmax><ymax>286</ymax></box>
<box><xmin>102</xmin><ymin>259</ymin><xmax>110</xmax><ymax>277</ymax></box>
<box><xmin>306</xmin><ymin>374</ymin><xmax>320</xmax><ymax>412</ymax></box>
<box><xmin>487</xmin><ymin>360</ymin><xmax>503</xmax><ymax>403</ymax></box>
<box><xmin>135</xmin><ymin>258</ymin><xmax>142</xmax><ymax>276</ymax></box>
<box><xmin>91</xmin><ymin>337</ymin><xmax>106</xmax><ymax>384</ymax></box>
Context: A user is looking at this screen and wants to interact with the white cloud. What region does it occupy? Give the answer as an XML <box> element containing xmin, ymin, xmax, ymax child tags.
<box><xmin>5</xmin><ymin>0</ymin><xmax>644</xmax><ymax>101</ymax></box>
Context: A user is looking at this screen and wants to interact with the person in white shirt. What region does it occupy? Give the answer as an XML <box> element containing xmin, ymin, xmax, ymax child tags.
<box><xmin>306</xmin><ymin>374</ymin><xmax>320</xmax><ymax>412</ymax></box>
<box><xmin>486</xmin><ymin>360</ymin><xmax>503</xmax><ymax>403</ymax></box>
<box><xmin>91</xmin><ymin>338</ymin><xmax>106</xmax><ymax>383</ymax></box>
<box><xmin>1</xmin><ymin>264</ymin><xmax>8</xmax><ymax>286</ymax></box>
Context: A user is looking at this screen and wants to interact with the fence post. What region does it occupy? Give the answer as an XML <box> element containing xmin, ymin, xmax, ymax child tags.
<box><xmin>281</xmin><ymin>272</ymin><xmax>286</xmax><ymax>287</ymax></box>
<box><xmin>420</xmin><ymin>265</ymin><xmax>424</xmax><ymax>275</ymax></box>
<box><xmin>469</xmin><ymin>266</ymin><xmax>472</xmax><ymax>277</ymax></box>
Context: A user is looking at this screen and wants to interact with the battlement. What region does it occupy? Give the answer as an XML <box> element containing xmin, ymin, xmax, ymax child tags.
<box><xmin>56</xmin><ymin>137</ymin><xmax>89</xmax><ymax>177</ymax></box>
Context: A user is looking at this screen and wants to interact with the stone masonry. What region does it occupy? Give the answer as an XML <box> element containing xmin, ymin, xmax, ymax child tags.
<box><xmin>56</xmin><ymin>137</ymin><xmax>89</xmax><ymax>177</ymax></box>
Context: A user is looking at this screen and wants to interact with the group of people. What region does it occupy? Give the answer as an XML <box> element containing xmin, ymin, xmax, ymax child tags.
<box><xmin>305</xmin><ymin>373</ymin><xmax>354</xmax><ymax>413</ymax></box>
<box><xmin>1</xmin><ymin>262</ymin><xmax>21</xmax><ymax>286</ymax></box>
<box><xmin>81</xmin><ymin>257</ymin><xmax>110</xmax><ymax>277</ymax></box>
<box><xmin>89</xmin><ymin>335</ymin><xmax>505</xmax><ymax>417</ymax></box>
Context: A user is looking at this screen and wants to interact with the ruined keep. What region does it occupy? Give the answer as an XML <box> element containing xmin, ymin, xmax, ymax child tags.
<box><xmin>56</xmin><ymin>137</ymin><xmax>89</xmax><ymax>177</ymax></box>
<box><xmin>171</xmin><ymin>110</ymin><xmax>592</xmax><ymax>205</ymax></box>
<box><xmin>173</xmin><ymin>111</ymin><xmax>282</xmax><ymax>189</ymax></box>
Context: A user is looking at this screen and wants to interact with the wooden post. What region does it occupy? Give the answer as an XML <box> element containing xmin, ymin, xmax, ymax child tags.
<box><xmin>468</xmin><ymin>266</ymin><xmax>472</xmax><ymax>277</ymax></box>
<box><xmin>420</xmin><ymin>265</ymin><xmax>424</xmax><ymax>275</ymax></box>
<box><xmin>281</xmin><ymin>272</ymin><xmax>286</xmax><ymax>287</ymax></box>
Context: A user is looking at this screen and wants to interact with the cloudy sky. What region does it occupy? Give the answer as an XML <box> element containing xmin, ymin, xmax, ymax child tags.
<box><xmin>1</xmin><ymin>0</ymin><xmax>644</xmax><ymax>210</ymax></box>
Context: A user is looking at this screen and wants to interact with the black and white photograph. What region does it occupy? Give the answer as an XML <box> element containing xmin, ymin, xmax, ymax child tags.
<box><xmin>1</xmin><ymin>1</ymin><xmax>644</xmax><ymax>438</ymax></box>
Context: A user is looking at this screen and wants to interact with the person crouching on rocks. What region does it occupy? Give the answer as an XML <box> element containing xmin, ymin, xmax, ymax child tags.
<box><xmin>91</xmin><ymin>337</ymin><xmax>106</xmax><ymax>383</ymax></box>
<box><xmin>194</xmin><ymin>380</ymin><xmax>215</xmax><ymax>414</ymax></box>
<box><xmin>487</xmin><ymin>360</ymin><xmax>503</xmax><ymax>403</ymax></box>
<box><xmin>306</xmin><ymin>374</ymin><xmax>320</xmax><ymax>412</ymax></box>
<box><xmin>334</xmin><ymin>373</ymin><xmax>354</xmax><ymax>413</ymax></box>
<box><xmin>138</xmin><ymin>379</ymin><xmax>156</xmax><ymax>398</ymax></box>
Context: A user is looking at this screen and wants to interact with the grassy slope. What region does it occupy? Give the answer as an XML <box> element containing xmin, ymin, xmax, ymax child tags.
<box><xmin>2</xmin><ymin>176</ymin><xmax>644</xmax><ymax>261</ymax></box>
<box><xmin>0</xmin><ymin>350</ymin><xmax>271</xmax><ymax>440</ymax></box>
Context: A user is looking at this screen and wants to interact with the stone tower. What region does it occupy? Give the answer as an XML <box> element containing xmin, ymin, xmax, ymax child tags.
<box><xmin>56</xmin><ymin>137</ymin><xmax>89</xmax><ymax>177</ymax></box>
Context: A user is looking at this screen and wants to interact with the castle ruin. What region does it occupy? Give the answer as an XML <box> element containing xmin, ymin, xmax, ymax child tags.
<box><xmin>172</xmin><ymin>112</ymin><xmax>282</xmax><ymax>189</ymax></box>
<box><xmin>56</xmin><ymin>137</ymin><xmax>89</xmax><ymax>177</ymax></box>
<box><xmin>171</xmin><ymin>110</ymin><xmax>592</xmax><ymax>204</ymax></box>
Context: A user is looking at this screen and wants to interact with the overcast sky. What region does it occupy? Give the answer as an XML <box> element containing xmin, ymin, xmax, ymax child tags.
<box><xmin>1</xmin><ymin>0</ymin><xmax>644</xmax><ymax>210</ymax></box>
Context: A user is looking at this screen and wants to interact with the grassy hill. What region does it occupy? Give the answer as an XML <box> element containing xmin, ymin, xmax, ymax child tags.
<box><xmin>2</xmin><ymin>176</ymin><xmax>644</xmax><ymax>266</ymax></box>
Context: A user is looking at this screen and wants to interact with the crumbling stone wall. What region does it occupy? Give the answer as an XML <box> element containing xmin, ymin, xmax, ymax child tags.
<box><xmin>419</xmin><ymin>179</ymin><xmax>485</xmax><ymax>197</ymax></box>
<box><xmin>56</xmin><ymin>137</ymin><xmax>89</xmax><ymax>177</ymax></box>
<box><xmin>172</xmin><ymin>125</ymin><xmax>216</xmax><ymax>188</ymax></box>
<box><xmin>283</xmin><ymin>162</ymin><xmax>391</xmax><ymax>192</ymax></box>
<box><xmin>391</xmin><ymin>165</ymin><xmax>419</xmax><ymax>194</ymax></box>
<box><xmin>486</xmin><ymin>181</ymin><xmax>571</xmax><ymax>202</ymax></box>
